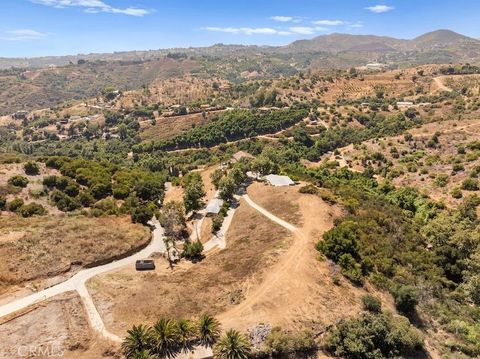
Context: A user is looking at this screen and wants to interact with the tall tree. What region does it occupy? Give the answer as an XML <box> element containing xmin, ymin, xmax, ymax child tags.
<box><xmin>183</xmin><ymin>177</ymin><xmax>206</xmax><ymax>213</ymax></box>
<box><xmin>198</xmin><ymin>314</ymin><xmax>221</xmax><ymax>347</ymax></box>
<box><xmin>151</xmin><ymin>318</ymin><xmax>180</xmax><ymax>358</ymax></box>
<box><xmin>122</xmin><ymin>324</ymin><xmax>152</xmax><ymax>358</ymax></box>
<box><xmin>214</xmin><ymin>329</ymin><xmax>251</xmax><ymax>359</ymax></box>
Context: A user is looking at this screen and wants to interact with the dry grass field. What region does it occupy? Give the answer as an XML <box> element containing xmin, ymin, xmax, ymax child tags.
<box><xmin>0</xmin><ymin>214</ymin><xmax>150</xmax><ymax>296</ymax></box>
<box><xmin>140</xmin><ymin>110</ymin><xmax>226</xmax><ymax>141</ymax></box>
<box><xmin>88</xmin><ymin>184</ymin><xmax>390</xmax><ymax>338</ymax></box>
<box><xmin>88</xmin><ymin>197</ymin><xmax>293</xmax><ymax>335</ymax></box>
<box><xmin>246</xmin><ymin>182</ymin><xmax>303</xmax><ymax>226</ymax></box>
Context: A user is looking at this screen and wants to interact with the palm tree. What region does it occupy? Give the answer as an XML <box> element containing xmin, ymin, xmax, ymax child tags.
<box><xmin>122</xmin><ymin>324</ymin><xmax>153</xmax><ymax>358</ymax></box>
<box><xmin>176</xmin><ymin>319</ymin><xmax>197</xmax><ymax>352</ymax></box>
<box><xmin>214</xmin><ymin>329</ymin><xmax>251</xmax><ymax>359</ymax></box>
<box><xmin>151</xmin><ymin>318</ymin><xmax>180</xmax><ymax>358</ymax></box>
<box><xmin>198</xmin><ymin>314</ymin><xmax>221</xmax><ymax>347</ymax></box>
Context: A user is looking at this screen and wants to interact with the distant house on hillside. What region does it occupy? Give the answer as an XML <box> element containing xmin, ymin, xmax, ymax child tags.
<box><xmin>265</xmin><ymin>174</ymin><xmax>295</xmax><ymax>187</ymax></box>
<box><xmin>397</xmin><ymin>101</ymin><xmax>414</xmax><ymax>108</ymax></box>
<box><xmin>365</xmin><ymin>63</ymin><xmax>387</xmax><ymax>71</ymax></box>
<box><xmin>230</xmin><ymin>151</ymin><xmax>254</xmax><ymax>164</ymax></box>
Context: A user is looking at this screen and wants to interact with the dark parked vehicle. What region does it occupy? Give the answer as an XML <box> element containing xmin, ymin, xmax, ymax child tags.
<box><xmin>135</xmin><ymin>259</ymin><xmax>155</xmax><ymax>271</ymax></box>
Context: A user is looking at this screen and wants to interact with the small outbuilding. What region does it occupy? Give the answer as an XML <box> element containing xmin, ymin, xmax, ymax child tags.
<box><xmin>265</xmin><ymin>174</ymin><xmax>295</xmax><ymax>187</ymax></box>
<box><xmin>205</xmin><ymin>198</ymin><xmax>224</xmax><ymax>216</ymax></box>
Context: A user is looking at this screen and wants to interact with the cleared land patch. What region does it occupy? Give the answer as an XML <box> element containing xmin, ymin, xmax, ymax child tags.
<box><xmin>246</xmin><ymin>181</ymin><xmax>303</xmax><ymax>226</ymax></box>
<box><xmin>0</xmin><ymin>214</ymin><xmax>150</xmax><ymax>296</ymax></box>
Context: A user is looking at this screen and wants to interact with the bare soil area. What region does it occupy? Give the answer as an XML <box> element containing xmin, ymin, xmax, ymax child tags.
<box><xmin>247</xmin><ymin>181</ymin><xmax>303</xmax><ymax>226</ymax></box>
<box><xmin>0</xmin><ymin>292</ymin><xmax>93</xmax><ymax>359</ymax></box>
<box><xmin>0</xmin><ymin>214</ymin><xmax>150</xmax><ymax>297</ymax></box>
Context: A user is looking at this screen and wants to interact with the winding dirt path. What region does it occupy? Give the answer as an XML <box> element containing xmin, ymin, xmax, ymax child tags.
<box><xmin>432</xmin><ymin>76</ymin><xmax>452</xmax><ymax>92</ymax></box>
<box><xmin>217</xmin><ymin>192</ymin><xmax>345</xmax><ymax>330</ymax></box>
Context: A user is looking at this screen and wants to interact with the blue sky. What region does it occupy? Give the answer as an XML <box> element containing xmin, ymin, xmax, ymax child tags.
<box><xmin>1</xmin><ymin>0</ymin><xmax>479</xmax><ymax>57</ymax></box>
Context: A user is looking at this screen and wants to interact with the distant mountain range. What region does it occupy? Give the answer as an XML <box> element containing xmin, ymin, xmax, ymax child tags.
<box><xmin>1</xmin><ymin>29</ymin><xmax>479</xmax><ymax>70</ymax></box>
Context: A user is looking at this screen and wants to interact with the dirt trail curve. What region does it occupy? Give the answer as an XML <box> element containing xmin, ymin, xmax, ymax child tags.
<box><xmin>0</xmin><ymin>218</ymin><xmax>166</xmax><ymax>343</ymax></box>
<box><xmin>218</xmin><ymin>194</ymin><xmax>301</xmax><ymax>326</ymax></box>
<box><xmin>432</xmin><ymin>76</ymin><xmax>452</xmax><ymax>92</ymax></box>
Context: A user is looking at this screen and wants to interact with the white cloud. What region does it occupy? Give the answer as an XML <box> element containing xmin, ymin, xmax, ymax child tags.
<box><xmin>312</xmin><ymin>20</ymin><xmax>345</xmax><ymax>26</ymax></box>
<box><xmin>288</xmin><ymin>26</ymin><xmax>329</xmax><ymax>35</ymax></box>
<box><xmin>202</xmin><ymin>25</ymin><xmax>330</xmax><ymax>36</ymax></box>
<box><xmin>1</xmin><ymin>29</ymin><xmax>47</xmax><ymax>41</ymax></box>
<box><xmin>365</xmin><ymin>5</ymin><xmax>394</xmax><ymax>13</ymax></box>
<box><xmin>348</xmin><ymin>22</ymin><xmax>364</xmax><ymax>28</ymax></box>
<box><xmin>270</xmin><ymin>15</ymin><xmax>302</xmax><ymax>23</ymax></box>
<box><xmin>271</xmin><ymin>16</ymin><xmax>293</xmax><ymax>22</ymax></box>
<box><xmin>202</xmin><ymin>27</ymin><xmax>279</xmax><ymax>35</ymax></box>
<box><xmin>288</xmin><ymin>27</ymin><xmax>315</xmax><ymax>35</ymax></box>
<box><xmin>31</xmin><ymin>0</ymin><xmax>151</xmax><ymax>16</ymax></box>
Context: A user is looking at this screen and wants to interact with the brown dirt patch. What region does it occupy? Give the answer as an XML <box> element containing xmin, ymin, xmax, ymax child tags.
<box><xmin>247</xmin><ymin>181</ymin><xmax>303</xmax><ymax>226</ymax></box>
<box><xmin>0</xmin><ymin>292</ymin><xmax>92</xmax><ymax>359</ymax></box>
<box><xmin>0</xmin><ymin>215</ymin><xmax>150</xmax><ymax>295</ymax></box>
<box><xmin>164</xmin><ymin>184</ymin><xmax>184</xmax><ymax>203</ymax></box>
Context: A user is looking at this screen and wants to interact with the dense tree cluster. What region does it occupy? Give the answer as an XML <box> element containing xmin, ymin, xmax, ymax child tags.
<box><xmin>135</xmin><ymin>108</ymin><xmax>308</xmax><ymax>151</ymax></box>
<box><xmin>41</xmin><ymin>157</ymin><xmax>165</xmax><ymax>223</ymax></box>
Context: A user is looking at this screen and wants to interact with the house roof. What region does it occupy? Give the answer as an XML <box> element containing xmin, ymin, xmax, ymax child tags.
<box><xmin>265</xmin><ymin>174</ymin><xmax>295</xmax><ymax>187</ymax></box>
<box><xmin>231</xmin><ymin>151</ymin><xmax>254</xmax><ymax>163</ymax></box>
<box><xmin>205</xmin><ymin>198</ymin><xmax>224</xmax><ymax>214</ymax></box>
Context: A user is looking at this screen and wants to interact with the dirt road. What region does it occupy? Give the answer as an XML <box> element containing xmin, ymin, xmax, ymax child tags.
<box><xmin>432</xmin><ymin>76</ymin><xmax>452</xmax><ymax>92</ymax></box>
<box><xmin>0</xmin><ymin>218</ymin><xmax>166</xmax><ymax>342</ymax></box>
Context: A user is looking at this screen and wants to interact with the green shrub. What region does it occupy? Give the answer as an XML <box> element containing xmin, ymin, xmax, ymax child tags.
<box><xmin>324</xmin><ymin>312</ymin><xmax>423</xmax><ymax>359</ymax></box>
<box><xmin>451</xmin><ymin>187</ymin><xmax>463</xmax><ymax>199</ymax></box>
<box><xmin>393</xmin><ymin>285</ymin><xmax>418</xmax><ymax>315</ymax></box>
<box><xmin>435</xmin><ymin>173</ymin><xmax>449</xmax><ymax>187</ymax></box>
<box><xmin>452</xmin><ymin>163</ymin><xmax>465</xmax><ymax>172</ymax></box>
<box><xmin>29</xmin><ymin>188</ymin><xmax>47</xmax><ymax>198</ymax></box>
<box><xmin>182</xmin><ymin>240</ymin><xmax>204</xmax><ymax>262</ymax></box>
<box><xmin>317</xmin><ymin>221</ymin><xmax>359</xmax><ymax>262</ymax></box>
<box><xmin>24</xmin><ymin>161</ymin><xmax>40</xmax><ymax>175</ymax></box>
<box><xmin>8</xmin><ymin>175</ymin><xmax>29</xmax><ymax>188</ymax></box>
<box><xmin>51</xmin><ymin>190</ymin><xmax>81</xmax><ymax>212</ymax></box>
<box><xmin>131</xmin><ymin>206</ymin><xmax>153</xmax><ymax>225</ymax></box>
<box><xmin>19</xmin><ymin>202</ymin><xmax>46</xmax><ymax>217</ymax></box>
<box><xmin>42</xmin><ymin>175</ymin><xmax>57</xmax><ymax>188</ymax></box>
<box><xmin>78</xmin><ymin>190</ymin><xmax>94</xmax><ymax>207</ymax></box>
<box><xmin>361</xmin><ymin>294</ymin><xmax>382</xmax><ymax>313</ymax></box>
<box><xmin>462</xmin><ymin>178</ymin><xmax>479</xmax><ymax>191</ymax></box>
<box><xmin>299</xmin><ymin>184</ymin><xmax>318</xmax><ymax>194</ymax></box>
<box><xmin>8</xmin><ymin>197</ymin><xmax>24</xmax><ymax>212</ymax></box>
<box><xmin>93</xmin><ymin>198</ymin><xmax>119</xmax><ymax>215</ymax></box>
<box><xmin>263</xmin><ymin>327</ymin><xmax>316</xmax><ymax>356</ymax></box>
<box><xmin>212</xmin><ymin>215</ymin><xmax>224</xmax><ymax>233</ymax></box>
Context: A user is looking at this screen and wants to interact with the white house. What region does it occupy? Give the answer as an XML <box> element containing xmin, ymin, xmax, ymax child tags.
<box><xmin>265</xmin><ymin>174</ymin><xmax>295</xmax><ymax>187</ymax></box>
